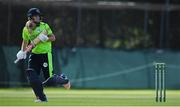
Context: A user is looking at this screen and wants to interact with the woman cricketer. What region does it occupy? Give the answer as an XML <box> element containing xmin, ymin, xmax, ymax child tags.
<box><xmin>16</xmin><ymin>8</ymin><xmax>71</xmax><ymax>102</ymax></box>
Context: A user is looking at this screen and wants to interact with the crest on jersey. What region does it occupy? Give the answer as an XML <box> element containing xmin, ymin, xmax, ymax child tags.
<box><xmin>36</xmin><ymin>27</ymin><xmax>41</xmax><ymax>33</ymax></box>
<box><xmin>43</xmin><ymin>62</ymin><xmax>48</xmax><ymax>67</ymax></box>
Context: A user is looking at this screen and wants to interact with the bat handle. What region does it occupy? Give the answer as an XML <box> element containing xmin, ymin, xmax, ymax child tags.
<box><xmin>14</xmin><ymin>59</ymin><xmax>20</xmax><ymax>64</ymax></box>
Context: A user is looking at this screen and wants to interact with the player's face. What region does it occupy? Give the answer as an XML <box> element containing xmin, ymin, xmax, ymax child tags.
<box><xmin>32</xmin><ymin>15</ymin><xmax>40</xmax><ymax>23</ymax></box>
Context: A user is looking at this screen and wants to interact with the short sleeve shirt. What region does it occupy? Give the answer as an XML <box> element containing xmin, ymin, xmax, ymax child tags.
<box><xmin>22</xmin><ymin>22</ymin><xmax>53</xmax><ymax>54</ymax></box>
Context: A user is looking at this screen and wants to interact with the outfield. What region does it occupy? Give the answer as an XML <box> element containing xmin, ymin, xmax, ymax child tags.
<box><xmin>0</xmin><ymin>88</ymin><xmax>180</xmax><ymax>106</ymax></box>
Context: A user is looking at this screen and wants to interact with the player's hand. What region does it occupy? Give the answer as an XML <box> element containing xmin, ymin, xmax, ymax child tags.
<box><xmin>26</xmin><ymin>20</ymin><xmax>36</xmax><ymax>34</ymax></box>
<box><xmin>25</xmin><ymin>44</ymin><xmax>34</xmax><ymax>53</ymax></box>
<box><xmin>38</xmin><ymin>34</ymin><xmax>49</xmax><ymax>42</ymax></box>
<box><xmin>16</xmin><ymin>50</ymin><xmax>27</xmax><ymax>60</ymax></box>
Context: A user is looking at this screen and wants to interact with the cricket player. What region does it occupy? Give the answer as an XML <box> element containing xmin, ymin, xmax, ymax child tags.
<box><xmin>16</xmin><ymin>8</ymin><xmax>71</xmax><ymax>102</ymax></box>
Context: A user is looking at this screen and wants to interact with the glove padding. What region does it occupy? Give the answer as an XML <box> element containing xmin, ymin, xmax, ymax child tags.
<box><xmin>38</xmin><ymin>34</ymin><xmax>49</xmax><ymax>42</ymax></box>
<box><xmin>16</xmin><ymin>50</ymin><xmax>26</xmax><ymax>60</ymax></box>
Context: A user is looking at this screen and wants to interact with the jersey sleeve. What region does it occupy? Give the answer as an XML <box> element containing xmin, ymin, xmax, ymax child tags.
<box><xmin>22</xmin><ymin>27</ymin><xmax>29</xmax><ymax>41</ymax></box>
<box><xmin>45</xmin><ymin>24</ymin><xmax>53</xmax><ymax>36</ymax></box>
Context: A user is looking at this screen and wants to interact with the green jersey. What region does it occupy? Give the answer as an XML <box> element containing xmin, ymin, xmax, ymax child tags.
<box><xmin>22</xmin><ymin>22</ymin><xmax>53</xmax><ymax>54</ymax></box>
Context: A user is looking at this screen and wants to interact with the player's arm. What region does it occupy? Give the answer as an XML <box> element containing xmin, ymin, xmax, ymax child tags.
<box><xmin>21</xmin><ymin>40</ymin><xmax>29</xmax><ymax>51</ymax></box>
<box><xmin>38</xmin><ymin>23</ymin><xmax>56</xmax><ymax>42</ymax></box>
<box><xmin>47</xmin><ymin>34</ymin><xmax>56</xmax><ymax>42</ymax></box>
<box><xmin>15</xmin><ymin>33</ymin><xmax>42</xmax><ymax>63</ymax></box>
<box><xmin>15</xmin><ymin>36</ymin><xmax>38</xmax><ymax>63</ymax></box>
<box><xmin>22</xmin><ymin>23</ymin><xmax>55</xmax><ymax>53</ymax></box>
<box><xmin>25</xmin><ymin>30</ymin><xmax>55</xmax><ymax>52</ymax></box>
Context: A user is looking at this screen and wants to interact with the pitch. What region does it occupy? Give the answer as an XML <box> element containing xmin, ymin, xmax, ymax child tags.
<box><xmin>0</xmin><ymin>88</ymin><xmax>180</xmax><ymax>106</ymax></box>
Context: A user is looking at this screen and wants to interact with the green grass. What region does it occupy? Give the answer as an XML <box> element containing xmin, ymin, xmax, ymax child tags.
<box><xmin>0</xmin><ymin>88</ymin><xmax>180</xmax><ymax>106</ymax></box>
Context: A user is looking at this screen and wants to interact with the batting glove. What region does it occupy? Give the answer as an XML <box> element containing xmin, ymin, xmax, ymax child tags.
<box><xmin>16</xmin><ymin>50</ymin><xmax>26</xmax><ymax>60</ymax></box>
<box><xmin>38</xmin><ymin>34</ymin><xmax>49</xmax><ymax>42</ymax></box>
